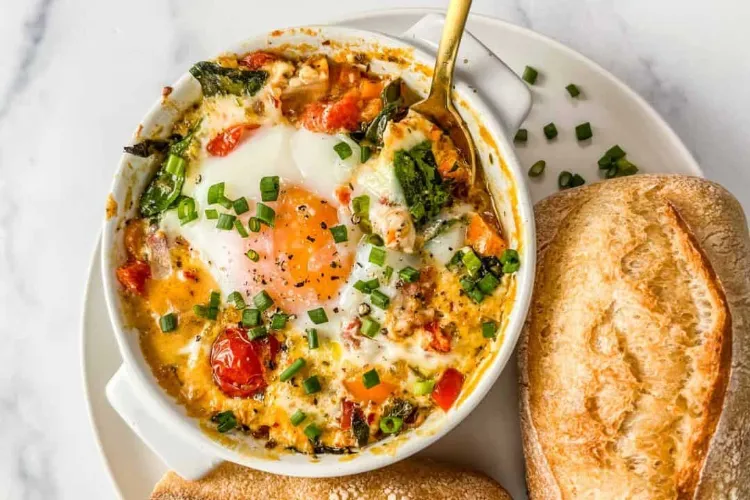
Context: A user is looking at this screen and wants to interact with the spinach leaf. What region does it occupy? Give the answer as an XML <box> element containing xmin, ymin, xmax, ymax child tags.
<box><xmin>189</xmin><ymin>61</ymin><xmax>268</xmax><ymax>97</ymax></box>
<box><xmin>364</xmin><ymin>78</ymin><xmax>406</xmax><ymax>145</ymax></box>
<box><xmin>139</xmin><ymin>161</ymin><xmax>185</xmax><ymax>217</ymax></box>
<box><xmin>312</xmin><ymin>445</ymin><xmax>354</xmax><ymax>455</ymax></box>
<box><xmin>383</xmin><ymin>398</ymin><xmax>416</xmax><ymax>421</ymax></box>
<box><xmin>169</xmin><ymin>118</ymin><xmax>202</xmax><ymax>157</ymax></box>
<box><xmin>351</xmin><ymin>411</ymin><xmax>370</xmax><ymax>447</ymax></box>
<box><xmin>394</xmin><ymin>141</ymin><xmax>450</xmax><ymax>226</ymax></box>
<box><xmin>123</xmin><ymin>139</ymin><xmax>169</xmax><ymax>157</ymax></box>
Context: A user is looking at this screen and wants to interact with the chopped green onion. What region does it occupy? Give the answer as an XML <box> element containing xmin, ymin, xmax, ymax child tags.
<box><xmin>177</xmin><ymin>197</ymin><xmax>196</xmax><ymax>220</ymax></box>
<box><xmin>303</xmin><ymin>423</ymin><xmax>322</xmax><ymax>441</ymax></box>
<box><xmin>159</xmin><ymin>313</ymin><xmax>177</xmax><ymax>332</ymax></box>
<box><xmin>247</xmin><ymin>325</ymin><xmax>267</xmax><ymax>340</ymax></box>
<box><xmin>575</xmin><ymin>122</ymin><xmax>593</xmax><ymax>141</ymax></box>
<box><xmin>260</xmin><ymin>176</ymin><xmax>280</xmax><ymax>202</ymax></box>
<box><xmin>514</xmin><ymin>128</ymin><xmax>528</xmax><ymax>143</ymax></box>
<box><xmin>234</xmin><ymin>219</ymin><xmax>249</xmax><ymax>237</ymax></box>
<box><xmin>522</xmin><ymin>66</ymin><xmax>539</xmax><ymax>84</ymax></box>
<box><xmin>290</xmin><ymin>410</ymin><xmax>306</xmax><ymax>426</ymax></box>
<box><xmin>213</xmin><ymin>410</ymin><xmax>237</xmax><ymax>433</ymax></box>
<box><xmin>528</xmin><ymin>160</ymin><xmax>546</xmax><ymax>178</ymax></box>
<box><xmin>209</xmin><ymin>291</ymin><xmax>220</xmax><ymax>309</ymax></box>
<box><xmin>307</xmin><ymin>307</ymin><xmax>328</xmax><ymax>324</ymax></box>
<box><xmin>205</xmin><ymin>209</ymin><xmax>219</xmax><ymax>219</ymax></box>
<box><xmin>353</xmin><ymin>279</ymin><xmax>379</xmax><ymax>294</ymax></box>
<box><xmin>207</xmin><ymin>182</ymin><xmax>225</xmax><ymax>205</ymax></box>
<box><xmin>570</xmin><ymin>173</ymin><xmax>586</xmax><ymax>187</ymax></box>
<box><xmin>227</xmin><ymin>291</ymin><xmax>246</xmax><ymax>309</ymax></box>
<box><xmin>462</xmin><ymin>249</ymin><xmax>483</xmax><ymax>276</ymax></box>
<box><xmin>606</xmin><ymin>165</ymin><xmax>619</xmax><ymax>178</ymax></box>
<box><xmin>242</xmin><ymin>308</ymin><xmax>261</xmax><ymax>327</ymax></box>
<box><xmin>256</xmin><ymin>203</ymin><xmax>275</xmax><ymax>227</ymax></box>
<box><xmin>270</xmin><ymin>313</ymin><xmax>288</xmax><ymax>330</ymax></box>
<box><xmin>193</xmin><ymin>304</ymin><xmax>209</xmax><ymax>318</ymax></box>
<box><xmin>414</xmin><ymin>379</ymin><xmax>435</xmax><ymax>396</ymax></box>
<box><xmin>448</xmin><ymin>250</ymin><xmax>465</xmax><ymax>270</ymax></box>
<box><xmin>307</xmin><ymin>328</ymin><xmax>319</xmax><ymax>350</ymax></box>
<box><xmin>232</xmin><ymin>197</ymin><xmax>249</xmax><ymax>215</ymax></box>
<box><xmin>379</xmin><ymin>416</ymin><xmax>403</xmax><ymax>434</ymax></box>
<box><xmin>280</xmin><ymin>358</ymin><xmax>306</xmax><ymax>382</ymax></box>
<box><xmin>384</xmin><ymin>266</ymin><xmax>394</xmax><ymax>281</ymax></box>
<box><xmin>566</xmin><ymin>83</ymin><xmax>581</xmax><ymax>97</ymax></box>
<box><xmin>500</xmin><ymin>249</ymin><xmax>521</xmax><ymax>273</ymax></box>
<box><xmin>482</xmin><ymin>320</ymin><xmax>497</xmax><ymax>339</ymax></box>
<box><xmin>459</xmin><ymin>276</ymin><xmax>476</xmax><ymax>292</ymax></box>
<box><xmin>329</xmin><ymin>225</ymin><xmax>348</xmax><ymax>243</ymax></box>
<box><xmin>398</xmin><ymin>266</ymin><xmax>420</xmax><ymax>283</ymax></box>
<box><xmin>369</xmin><ymin>246</ymin><xmax>386</xmax><ymax>267</ymax></box>
<box><xmin>605</xmin><ymin>144</ymin><xmax>627</xmax><ymax>161</ymax></box>
<box><xmin>361</xmin><ymin>316</ymin><xmax>380</xmax><ymax>337</ymax></box>
<box><xmin>248</xmin><ymin>217</ymin><xmax>261</xmax><ymax>232</ymax></box>
<box><xmin>477</xmin><ymin>273</ymin><xmax>501</xmax><ymax>294</ymax></box>
<box><xmin>245</xmin><ymin>249</ymin><xmax>259</xmax><ymax>262</ymax></box>
<box><xmin>598</xmin><ymin>154</ymin><xmax>613</xmax><ymax>169</ymax></box>
<box><xmin>165</xmin><ymin>154</ymin><xmax>186</xmax><ymax>176</ymax></box>
<box><xmin>362</xmin><ymin>369</ymin><xmax>380</xmax><ymax>389</ymax></box>
<box><xmin>333</xmin><ymin>141</ymin><xmax>352</xmax><ymax>160</ymax></box>
<box><xmin>179</xmin><ymin>210</ymin><xmax>198</xmax><ymax>225</ymax></box>
<box><xmin>352</xmin><ymin>195</ymin><xmax>370</xmax><ymax>216</ymax></box>
<box><xmin>467</xmin><ymin>287</ymin><xmax>485</xmax><ymax>304</ymax></box>
<box><xmin>360</xmin><ymin>145</ymin><xmax>372</xmax><ymax>163</ymax></box>
<box><xmin>216</xmin><ymin>213</ymin><xmax>236</xmax><ymax>230</ymax></box>
<box><xmin>217</xmin><ymin>196</ymin><xmax>233</xmax><ymax>210</ymax></box>
<box><xmin>543</xmin><ymin>122</ymin><xmax>558</xmax><ymax>140</ymax></box>
<box><xmin>302</xmin><ymin>375</ymin><xmax>321</xmax><ymax>394</ymax></box>
<box><xmin>253</xmin><ymin>290</ymin><xmax>273</xmax><ymax>311</ymax></box>
<box><xmin>370</xmin><ymin>290</ymin><xmax>390</xmax><ymax>309</ymax></box>
<box><xmin>615</xmin><ymin>158</ymin><xmax>639</xmax><ymax>176</ymax></box>
<box><xmin>367</xmin><ymin>234</ymin><xmax>384</xmax><ymax>246</ymax></box>
<box><xmin>558</xmin><ymin>171</ymin><xmax>573</xmax><ymax>189</ymax></box>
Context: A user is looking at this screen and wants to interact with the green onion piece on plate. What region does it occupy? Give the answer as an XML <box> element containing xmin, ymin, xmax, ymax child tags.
<box><xmin>241</xmin><ymin>308</ymin><xmax>261</xmax><ymax>327</ymax></box>
<box><xmin>461</xmin><ymin>249</ymin><xmax>483</xmax><ymax>276</ymax></box>
<box><xmin>307</xmin><ymin>328</ymin><xmax>319</xmax><ymax>349</ymax></box>
<box><xmin>205</xmin><ymin>208</ymin><xmax>219</xmax><ymax>219</ymax></box>
<box><xmin>528</xmin><ymin>160</ymin><xmax>546</xmax><ymax>178</ymax></box>
<box><xmin>575</xmin><ymin>122</ymin><xmax>593</xmax><ymax>141</ymax></box>
<box><xmin>227</xmin><ymin>291</ymin><xmax>245</xmax><ymax>309</ymax></box>
<box><xmin>566</xmin><ymin>83</ymin><xmax>581</xmax><ymax>97</ymax></box>
<box><xmin>360</xmin><ymin>145</ymin><xmax>372</xmax><ymax>163</ymax></box>
<box><xmin>370</xmin><ymin>290</ymin><xmax>390</xmax><ymax>309</ymax></box>
<box><xmin>329</xmin><ymin>225</ymin><xmax>348</xmax><ymax>243</ymax></box>
<box><xmin>361</xmin><ymin>316</ymin><xmax>380</xmax><ymax>337</ymax></box>
<box><xmin>398</xmin><ymin>266</ymin><xmax>420</xmax><ymax>283</ymax></box>
<box><xmin>482</xmin><ymin>320</ymin><xmax>497</xmax><ymax>339</ymax></box>
<box><xmin>477</xmin><ymin>273</ymin><xmax>500</xmax><ymax>294</ymax></box>
<box><xmin>247</xmin><ymin>325</ymin><xmax>267</xmax><ymax>340</ymax></box>
<box><xmin>232</xmin><ymin>197</ymin><xmax>249</xmax><ymax>215</ymax></box>
<box><xmin>303</xmin><ymin>423</ymin><xmax>322</xmax><ymax>441</ymax></box>
<box><xmin>543</xmin><ymin>122</ymin><xmax>558</xmax><ymax>140</ymax></box>
<box><xmin>500</xmin><ymin>249</ymin><xmax>521</xmax><ymax>274</ymax></box>
<box><xmin>522</xmin><ymin>66</ymin><xmax>538</xmax><ymax>84</ymax></box>
<box><xmin>414</xmin><ymin>379</ymin><xmax>435</xmax><ymax>396</ymax></box>
<box><xmin>216</xmin><ymin>213</ymin><xmax>236</xmax><ymax>230</ymax></box>
<box><xmin>369</xmin><ymin>246</ymin><xmax>386</xmax><ymax>267</ymax></box>
<box><xmin>514</xmin><ymin>128</ymin><xmax>528</xmax><ymax>143</ymax></box>
<box><xmin>234</xmin><ymin>219</ymin><xmax>249</xmax><ymax>237</ymax></box>
<box><xmin>260</xmin><ymin>176</ymin><xmax>280</xmax><ymax>202</ymax></box>
<box><xmin>270</xmin><ymin>313</ymin><xmax>288</xmax><ymax>330</ymax></box>
<box><xmin>256</xmin><ymin>203</ymin><xmax>275</xmax><ymax>226</ymax></box>
<box><xmin>207</xmin><ymin>182</ymin><xmax>225</xmax><ymax>205</ymax></box>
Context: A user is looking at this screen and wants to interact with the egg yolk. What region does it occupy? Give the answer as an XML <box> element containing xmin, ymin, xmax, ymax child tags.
<box><xmin>244</xmin><ymin>185</ymin><xmax>353</xmax><ymax>314</ymax></box>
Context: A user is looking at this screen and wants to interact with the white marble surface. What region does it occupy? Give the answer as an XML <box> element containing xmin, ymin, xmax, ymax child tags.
<box><xmin>1</xmin><ymin>0</ymin><xmax>748</xmax><ymax>498</ymax></box>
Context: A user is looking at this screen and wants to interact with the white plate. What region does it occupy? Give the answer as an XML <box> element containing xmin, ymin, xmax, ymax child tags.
<box><xmin>81</xmin><ymin>9</ymin><xmax>702</xmax><ymax>500</ymax></box>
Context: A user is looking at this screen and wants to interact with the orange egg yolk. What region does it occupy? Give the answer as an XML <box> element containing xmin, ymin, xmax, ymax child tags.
<box><xmin>244</xmin><ymin>185</ymin><xmax>354</xmax><ymax>314</ymax></box>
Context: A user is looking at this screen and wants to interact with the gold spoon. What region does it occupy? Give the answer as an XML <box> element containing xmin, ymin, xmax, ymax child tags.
<box><xmin>411</xmin><ymin>0</ymin><xmax>477</xmax><ymax>184</ymax></box>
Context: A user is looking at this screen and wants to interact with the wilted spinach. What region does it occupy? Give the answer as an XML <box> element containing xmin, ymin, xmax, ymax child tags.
<box><xmin>139</xmin><ymin>163</ymin><xmax>185</xmax><ymax>218</ymax></box>
<box><xmin>189</xmin><ymin>61</ymin><xmax>268</xmax><ymax>97</ymax></box>
<box><xmin>364</xmin><ymin>78</ymin><xmax>406</xmax><ymax>145</ymax></box>
<box><xmin>123</xmin><ymin>139</ymin><xmax>169</xmax><ymax>157</ymax></box>
<box><xmin>351</xmin><ymin>410</ymin><xmax>370</xmax><ymax>447</ymax></box>
<box><xmin>383</xmin><ymin>399</ymin><xmax>416</xmax><ymax>421</ymax></box>
<box><xmin>394</xmin><ymin>141</ymin><xmax>450</xmax><ymax>226</ymax></box>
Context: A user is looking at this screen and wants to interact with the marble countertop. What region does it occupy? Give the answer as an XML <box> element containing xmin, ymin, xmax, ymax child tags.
<box><xmin>1</xmin><ymin>0</ymin><xmax>748</xmax><ymax>498</ymax></box>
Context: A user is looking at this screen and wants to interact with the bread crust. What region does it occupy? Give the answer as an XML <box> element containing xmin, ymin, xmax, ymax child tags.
<box><xmin>150</xmin><ymin>458</ymin><xmax>512</xmax><ymax>500</ymax></box>
<box><xmin>518</xmin><ymin>175</ymin><xmax>749</xmax><ymax>499</ymax></box>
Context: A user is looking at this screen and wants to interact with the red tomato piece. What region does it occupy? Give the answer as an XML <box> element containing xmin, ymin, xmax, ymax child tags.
<box><xmin>210</xmin><ymin>327</ymin><xmax>279</xmax><ymax>398</ymax></box>
<box><xmin>239</xmin><ymin>51</ymin><xmax>278</xmax><ymax>70</ymax></box>
<box><xmin>300</xmin><ymin>92</ymin><xmax>361</xmax><ymax>133</ymax></box>
<box><xmin>425</xmin><ymin>321</ymin><xmax>452</xmax><ymax>353</ymax></box>
<box><xmin>432</xmin><ymin>368</ymin><xmax>464</xmax><ymax>411</ymax></box>
<box><xmin>116</xmin><ymin>260</ymin><xmax>150</xmax><ymax>295</ymax></box>
<box><xmin>340</xmin><ymin>400</ymin><xmax>356</xmax><ymax>430</ymax></box>
<box><xmin>206</xmin><ymin>124</ymin><xmax>260</xmax><ymax>157</ymax></box>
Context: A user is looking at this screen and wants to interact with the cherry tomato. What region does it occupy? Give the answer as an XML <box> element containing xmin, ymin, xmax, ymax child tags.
<box><xmin>206</xmin><ymin>124</ymin><xmax>259</xmax><ymax>157</ymax></box>
<box><xmin>116</xmin><ymin>260</ymin><xmax>150</xmax><ymax>295</ymax></box>
<box><xmin>425</xmin><ymin>321</ymin><xmax>452</xmax><ymax>353</ymax></box>
<box><xmin>300</xmin><ymin>92</ymin><xmax>361</xmax><ymax>133</ymax></box>
<box><xmin>432</xmin><ymin>368</ymin><xmax>464</xmax><ymax>411</ymax></box>
<box><xmin>210</xmin><ymin>327</ymin><xmax>279</xmax><ymax>398</ymax></box>
<box><xmin>340</xmin><ymin>400</ymin><xmax>356</xmax><ymax>430</ymax></box>
<box><xmin>239</xmin><ymin>51</ymin><xmax>277</xmax><ymax>70</ymax></box>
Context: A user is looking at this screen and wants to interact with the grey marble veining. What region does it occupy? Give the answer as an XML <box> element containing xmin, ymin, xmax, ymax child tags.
<box><xmin>0</xmin><ymin>0</ymin><xmax>748</xmax><ymax>498</ymax></box>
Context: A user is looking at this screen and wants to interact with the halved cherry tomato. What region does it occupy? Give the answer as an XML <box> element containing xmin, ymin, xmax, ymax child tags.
<box><xmin>424</xmin><ymin>321</ymin><xmax>452</xmax><ymax>353</ymax></box>
<box><xmin>206</xmin><ymin>124</ymin><xmax>260</xmax><ymax>157</ymax></box>
<box><xmin>210</xmin><ymin>327</ymin><xmax>280</xmax><ymax>398</ymax></box>
<box><xmin>300</xmin><ymin>92</ymin><xmax>361</xmax><ymax>133</ymax></box>
<box><xmin>340</xmin><ymin>399</ymin><xmax>356</xmax><ymax>430</ymax></box>
<box><xmin>343</xmin><ymin>378</ymin><xmax>396</xmax><ymax>404</ymax></box>
<box><xmin>116</xmin><ymin>260</ymin><xmax>150</xmax><ymax>295</ymax></box>
<box><xmin>432</xmin><ymin>368</ymin><xmax>464</xmax><ymax>411</ymax></box>
<box><xmin>239</xmin><ymin>51</ymin><xmax>278</xmax><ymax>70</ymax></box>
<box><xmin>466</xmin><ymin>213</ymin><xmax>507</xmax><ymax>257</ymax></box>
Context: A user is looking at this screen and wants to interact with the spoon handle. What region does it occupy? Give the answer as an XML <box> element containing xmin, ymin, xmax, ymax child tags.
<box><xmin>427</xmin><ymin>0</ymin><xmax>472</xmax><ymax>105</ymax></box>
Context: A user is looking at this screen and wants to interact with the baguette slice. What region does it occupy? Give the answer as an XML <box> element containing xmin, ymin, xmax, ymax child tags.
<box><xmin>151</xmin><ymin>458</ymin><xmax>512</xmax><ymax>500</ymax></box>
<box><xmin>518</xmin><ymin>175</ymin><xmax>749</xmax><ymax>499</ymax></box>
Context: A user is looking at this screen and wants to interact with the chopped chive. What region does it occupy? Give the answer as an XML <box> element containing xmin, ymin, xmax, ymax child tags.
<box><xmin>270</xmin><ymin>313</ymin><xmax>288</xmax><ymax>330</ymax></box>
<box><xmin>384</xmin><ymin>266</ymin><xmax>394</xmax><ymax>281</ymax></box>
<box><xmin>303</xmin><ymin>423</ymin><xmax>322</xmax><ymax>441</ymax></box>
<box><xmin>205</xmin><ymin>209</ymin><xmax>219</xmax><ymax>219</ymax></box>
<box><xmin>217</xmin><ymin>196</ymin><xmax>233</xmax><ymax>210</ymax></box>
<box><xmin>234</xmin><ymin>219</ymin><xmax>249</xmax><ymax>237</ymax></box>
<box><xmin>605</xmin><ymin>145</ymin><xmax>627</xmax><ymax>161</ymax></box>
<box><xmin>159</xmin><ymin>313</ymin><xmax>177</xmax><ymax>332</ymax></box>
<box><xmin>207</xmin><ymin>182</ymin><xmax>225</xmax><ymax>205</ymax></box>
<box><xmin>352</xmin><ymin>195</ymin><xmax>370</xmax><ymax>216</ymax></box>
<box><xmin>362</xmin><ymin>369</ymin><xmax>380</xmax><ymax>389</ymax></box>
<box><xmin>256</xmin><ymin>203</ymin><xmax>275</xmax><ymax>226</ymax></box>
<box><xmin>414</xmin><ymin>379</ymin><xmax>435</xmax><ymax>396</ymax></box>
<box><xmin>329</xmin><ymin>225</ymin><xmax>348</xmax><ymax>243</ymax></box>
<box><xmin>606</xmin><ymin>165</ymin><xmax>619</xmax><ymax>178</ymax></box>
<box><xmin>370</xmin><ymin>290</ymin><xmax>390</xmax><ymax>309</ymax></box>
<box><xmin>379</xmin><ymin>416</ymin><xmax>403</xmax><ymax>434</ymax></box>
<box><xmin>307</xmin><ymin>328</ymin><xmax>319</xmax><ymax>349</ymax></box>
<box><xmin>462</xmin><ymin>249</ymin><xmax>483</xmax><ymax>276</ymax></box>
<box><xmin>369</xmin><ymin>246</ymin><xmax>386</xmax><ymax>267</ymax></box>
<box><xmin>165</xmin><ymin>154</ymin><xmax>186</xmax><ymax>175</ymax></box>
<box><xmin>216</xmin><ymin>213</ymin><xmax>236</xmax><ymax>230</ymax></box>
<box><xmin>575</xmin><ymin>122</ymin><xmax>593</xmax><ymax>141</ymax></box>
<box><xmin>522</xmin><ymin>66</ymin><xmax>539</xmax><ymax>84</ymax></box>
<box><xmin>459</xmin><ymin>276</ymin><xmax>476</xmax><ymax>292</ymax></box>
<box><xmin>260</xmin><ymin>176</ymin><xmax>280</xmax><ymax>202</ymax></box>
<box><xmin>333</xmin><ymin>141</ymin><xmax>352</xmax><ymax>160</ymax></box>
<box><xmin>398</xmin><ymin>266</ymin><xmax>420</xmax><ymax>283</ymax></box>
<box><xmin>361</xmin><ymin>316</ymin><xmax>380</xmax><ymax>337</ymax></box>
<box><xmin>570</xmin><ymin>173</ymin><xmax>586</xmax><ymax>187</ymax></box>
<box><xmin>242</xmin><ymin>308</ymin><xmax>261</xmax><ymax>327</ymax></box>
<box><xmin>280</xmin><ymin>358</ymin><xmax>306</xmax><ymax>382</ymax></box>
<box><xmin>566</xmin><ymin>83</ymin><xmax>581</xmax><ymax>97</ymax></box>
<box><xmin>615</xmin><ymin>158</ymin><xmax>639</xmax><ymax>176</ymax></box>
<box><xmin>307</xmin><ymin>307</ymin><xmax>328</xmax><ymax>324</ymax></box>
<box><xmin>514</xmin><ymin>128</ymin><xmax>528</xmax><ymax>143</ymax></box>
<box><xmin>245</xmin><ymin>249</ymin><xmax>259</xmax><ymax>261</ymax></box>
<box><xmin>247</xmin><ymin>325</ymin><xmax>267</xmax><ymax>340</ymax></box>
<box><xmin>528</xmin><ymin>160</ymin><xmax>546</xmax><ymax>178</ymax></box>
<box><xmin>482</xmin><ymin>320</ymin><xmax>497</xmax><ymax>339</ymax></box>
<box><xmin>500</xmin><ymin>249</ymin><xmax>521</xmax><ymax>273</ymax></box>
<box><xmin>467</xmin><ymin>287</ymin><xmax>485</xmax><ymax>303</ymax></box>
<box><xmin>212</xmin><ymin>410</ymin><xmax>237</xmax><ymax>433</ymax></box>
<box><xmin>248</xmin><ymin>217</ymin><xmax>261</xmax><ymax>232</ymax></box>
<box><xmin>177</xmin><ymin>197</ymin><xmax>196</xmax><ymax>221</ymax></box>
<box><xmin>367</xmin><ymin>233</ymin><xmax>384</xmax><ymax>246</ymax></box>
<box><xmin>193</xmin><ymin>304</ymin><xmax>209</xmax><ymax>318</ymax></box>
<box><xmin>477</xmin><ymin>272</ymin><xmax>501</xmax><ymax>294</ymax></box>
<box><xmin>598</xmin><ymin>154</ymin><xmax>613</xmax><ymax>169</ymax></box>
<box><xmin>290</xmin><ymin>410</ymin><xmax>306</xmax><ymax>426</ymax></box>
<box><xmin>227</xmin><ymin>291</ymin><xmax>245</xmax><ymax>309</ymax></box>
<box><xmin>302</xmin><ymin>375</ymin><xmax>321</xmax><ymax>394</ymax></box>
<box><xmin>354</xmin><ymin>279</ymin><xmax>379</xmax><ymax>294</ymax></box>
<box><xmin>209</xmin><ymin>291</ymin><xmax>220</xmax><ymax>309</ymax></box>
<box><xmin>558</xmin><ymin>171</ymin><xmax>573</xmax><ymax>189</ymax></box>
<box><xmin>360</xmin><ymin>145</ymin><xmax>371</xmax><ymax>163</ymax></box>
<box><xmin>543</xmin><ymin>122</ymin><xmax>558</xmax><ymax>140</ymax></box>
<box><xmin>232</xmin><ymin>197</ymin><xmax>249</xmax><ymax>215</ymax></box>
<box><xmin>253</xmin><ymin>290</ymin><xmax>274</xmax><ymax>311</ymax></box>
<box><xmin>179</xmin><ymin>210</ymin><xmax>198</xmax><ymax>225</ymax></box>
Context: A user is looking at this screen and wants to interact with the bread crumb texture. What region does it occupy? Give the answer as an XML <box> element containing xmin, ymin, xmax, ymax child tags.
<box><xmin>150</xmin><ymin>458</ymin><xmax>512</xmax><ymax>500</ymax></box>
<box><xmin>522</xmin><ymin>176</ymin><xmax>750</xmax><ymax>499</ymax></box>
